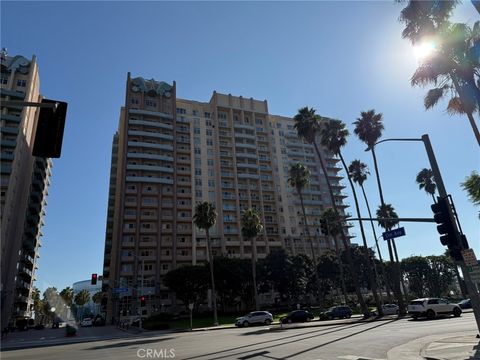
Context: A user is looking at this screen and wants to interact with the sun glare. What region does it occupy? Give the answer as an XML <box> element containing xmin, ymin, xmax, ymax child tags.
<box><xmin>413</xmin><ymin>42</ymin><xmax>436</xmax><ymax>61</ymax></box>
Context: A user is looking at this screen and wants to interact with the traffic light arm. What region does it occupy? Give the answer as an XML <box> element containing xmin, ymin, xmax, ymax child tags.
<box><xmin>1</xmin><ymin>100</ymin><xmax>59</xmax><ymax>110</ymax></box>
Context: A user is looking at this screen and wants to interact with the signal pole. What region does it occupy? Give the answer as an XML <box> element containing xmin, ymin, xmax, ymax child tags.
<box><xmin>421</xmin><ymin>134</ymin><xmax>480</xmax><ymax>334</ymax></box>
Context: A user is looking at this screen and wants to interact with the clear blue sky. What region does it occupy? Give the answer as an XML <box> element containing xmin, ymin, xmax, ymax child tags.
<box><xmin>2</xmin><ymin>1</ymin><xmax>478</xmax><ymax>294</ymax></box>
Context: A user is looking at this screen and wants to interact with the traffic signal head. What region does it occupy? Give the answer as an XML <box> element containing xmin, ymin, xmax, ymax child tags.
<box><xmin>91</xmin><ymin>273</ymin><xmax>98</xmax><ymax>285</ymax></box>
<box><xmin>320</xmin><ymin>219</ymin><xmax>329</xmax><ymax>235</ymax></box>
<box><xmin>32</xmin><ymin>99</ymin><xmax>67</xmax><ymax>158</ymax></box>
<box><xmin>431</xmin><ymin>198</ymin><xmax>461</xmax><ymax>261</ymax></box>
<box><xmin>140</xmin><ymin>296</ymin><xmax>146</xmax><ymax>307</ymax></box>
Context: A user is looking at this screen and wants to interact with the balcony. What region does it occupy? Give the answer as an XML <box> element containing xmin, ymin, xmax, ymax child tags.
<box><xmin>236</xmin><ymin>152</ymin><xmax>257</xmax><ymax>160</ymax></box>
<box><xmin>129</xmin><ymin>119</ymin><xmax>173</xmax><ymax>130</ymax></box>
<box><xmin>235</xmin><ymin>142</ymin><xmax>257</xmax><ymax>150</ymax></box>
<box><xmin>127</xmin><ymin>153</ymin><xmax>174</xmax><ymax>162</ymax></box>
<box><xmin>126</xmin><ymin>164</ymin><xmax>174</xmax><ymax>173</ymax></box>
<box><xmin>129</xmin><ymin>108</ymin><xmax>174</xmax><ymax>120</ymax></box>
<box><xmin>128</xmin><ymin>130</ymin><xmax>173</xmax><ymax>141</ymax></box>
<box><xmin>238</xmin><ymin>173</ymin><xmax>259</xmax><ymax>180</ymax></box>
<box><xmin>233</xmin><ymin>123</ymin><xmax>254</xmax><ymax>130</ymax></box>
<box><xmin>125</xmin><ymin>176</ymin><xmax>174</xmax><ymax>185</ymax></box>
<box><xmin>127</xmin><ymin>141</ymin><xmax>173</xmax><ymax>151</ymax></box>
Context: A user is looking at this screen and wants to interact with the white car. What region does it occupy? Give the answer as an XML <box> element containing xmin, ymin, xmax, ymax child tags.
<box><xmin>235</xmin><ymin>311</ymin><xmax>273</xmax><ymax>327</ymax></box>
<box><xmin>80</xmin><ymin>318</ymin><xmax>93</xmax><ymax>327</ymax></box>
<box><xmin>381</xmin><ymin>304</ymin><xmax>399</xmax><ymax>315</ymax></box>
<box><xmin>408</xmin><ymin>298</ymin><xmax>462</xmax><ymax>320</ymax></box>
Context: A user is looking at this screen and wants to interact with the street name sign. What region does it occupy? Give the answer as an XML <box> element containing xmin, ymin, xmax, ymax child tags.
<box><xmin>112</xmin><ymin>287</ymin><xmax>128</xmax><ymax>293</ymax></box>
<box><xmin>382</xmin><ymin>227</ymin><xmax>406</xmax><ymax>241</ymax></box>
<box><xmin>468</xmin><ymin>266</ymin><xmax>480</xmax><ymax>284</ymax></box>
<box><xmin>461</xmin><ymin>249</ymin><xmax>478</xmax><ymax>267</ymax></box>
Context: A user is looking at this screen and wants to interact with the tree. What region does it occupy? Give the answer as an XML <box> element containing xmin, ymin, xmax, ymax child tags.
<box><xmin>316</xmin><ymin>250</ymin><xmax>342</xmax><ymax>301</ymax></box>
<box><xmin>288</xmin><ymin>163</ymin><xmax>312</xmax><ymax>256</ymax></box>
<box><xmin>401</xmin><ymin>256</ymin><xmax>430</xmax><ymax>298</ymax></box>
<box><xmin>294</xmin><ymin>107</ymin><xmax>363</xmax><ymax>309</ymax></box>
<box><xmin>164</xmin><ymin>265</ymin><xmax>209</xmax><ymax>311</ymax></box>
<box><xmin>60</xmin><ymin>287</ymin><xmax>74</xmax><ymax>307</ymax></box>
<box><xmin>354</xmin><ymin>110</ymin><xmax>406</xmax><ymax>315</ymax></box>
<box><xmin>349</xmin><ymin>159</ymin><xmax>392</xmax><ymax>302</ymax></box>
<box><xmin>416</xmin><ymin>168</ymin><xmax>437</xmax><ymax>202</ymax></box>
<box><xmin>399</xmin><ymin>1</ymin><xmax>480</xmax><ymax>145</ymax></box>
<box><xmin>425</xmin><ymin>255</ymin><xmax>456</xmax><ymax>297</ymax></box>
<box><xmin>461</xmin><ymin>171</ymin><xmax>480</xmax><ymax>206</ymax></box>
<box><xmin>320</xmin><ymin>119</ymin><xmax>377</xmax><ymax>317</ymax></box>
<box><xmin>193</xmin><ymin>201</ymin><xmax>219</xmax><ymax>326</ymax></box>
<box><xmin>31</xmin><ymin>287</ymin><xmax>45</xmax><ymax>324</ymax></box>
<box><xmin>241</xmin><ymin>208</ymin><xmax>263</xmax><ymax>310</ymax></box>
<box><xmin>320</xmin><ymin>208</ymin><xmax>348</xmax><ymax>302</ymax></box>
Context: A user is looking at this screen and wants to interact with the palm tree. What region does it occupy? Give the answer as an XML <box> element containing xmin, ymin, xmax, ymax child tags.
<box><xmin>399</xmin><ymin>1</ymin><xmax>480</xmax><ymax>145</ymax></box>
<box><xmin>320</xmin><ymin>119</ymin><xmax>380</xmax><ymax>316</ymax></box>
<box><xmin>60</xmin><ymin>287</ymin><xmax>74</xmax><ymax>307</ymax></box>
<box><xmin>349</xmin><ymin>159</ymin><xmax>392</xmax><ymax>303</ymax></box>
<box><xmin>241</xmin><ymin>208</ymin><xmax>263</xmax><ymax>310</ymax></box>
<box><xmin>354</xmin><ymin>110</ymin><xmax>406</xmax><ymax>315</ymax></box>
<box><xmin>416</xmin><ymin>168</ymin><xmax>437</xmax><ymax>202</ymax></box>
<box><xmin>288</xmin><ymin>163</ymin><xmax>313</xmax><ymax>257</ymax></box>
<box><xmin>320</xmin><ymin>208</ymin><xmax>348</xmax><ymax>303</ymax></box>
<box><xmin>461</xmin><ymin>171</ymin><xmax>480</xmax><ymax>219</ymax></box>
<box><xmin>193</xmin><ymin>201</ymin><xmax>219</xmax><ymax>326</ymax></box>
<box><xmin>294</xmin><ymin>107</ymin><xmax>369</xmax><ymax>316</ymax></box>
<box><xmin>74</xmin><ymin>289</ymin><xmax>91</xmax><ymax>320</ymax></box>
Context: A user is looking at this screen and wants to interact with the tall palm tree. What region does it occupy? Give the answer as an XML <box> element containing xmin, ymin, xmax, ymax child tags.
<box><xmin>193</xmin><ymin>201</ymin><xmax>219</xmax><ymax>326</ymax></box>
<box><xmin>294</xmin><ymin>107</ymin><xmax>369</xmax><ymax>317</ymax></box>
<box><xmin>354</xmin><ymin>110</ymin><xmax>406</xmax><ymax>315</ymax></box>
<box><xmin>416</xmin><ymin>168</ymin><xmax>437</xmax><ymax>202</ymax></box>
<box><xmin>399</xmin><ymin>1</ymin><xmax>480</xmax><ymax>145</ymax></box>
<box><xmin>74</xmin><ymin>289</ymin><xmax>91</xmax><ymax>320</ymax></box>
<box><xmin>288</xmin><ymin>163</ymin><xmax>323</xmax><ymax>303</ymax></box>
<box><xmin>320</xmin><ymin>119</ymin><xmax>381</xmax><ymax>316</ymax></box>
<box><xmin>349</xmin><ymin>160</ymin><xmax>392</xmax><ymax>303</ymax></box>
<box><xmin>320</xmin><ymin>208</ymin><xmax>348</xmax><ymax>303</ymax></box>
<box><xmin>60</xmin><ymin>287</ymin><xmax>74</xmax><ymax>307</ymax></box>
<box><xmin>288</xmin><ymin>163</ymin><xmax>313</xmax><ymax>257</ymax></box>
<box><xmin>241</xmin><ymin>208</ymin><xmax>263</xmax><ymax>310</ymax></box>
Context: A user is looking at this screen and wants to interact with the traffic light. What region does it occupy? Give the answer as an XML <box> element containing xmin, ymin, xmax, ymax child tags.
<box><xmin>140</xmin><ymin>296</ymin><xmax>146</xmax><ymax>307</ymax></box>
<box><xmin>91</xmin><ymin>273</ymin><xmax>98</xmax><ymax>285</ymax></box>
<box><xmin>320</xmin><ymin>219</ymin><xmax>329</xmax><ymax>235</ymax></box>
<box><xmin>32</xmin><ymin>99</ymin><xmax>67</xmax><ymax>158</ymax></box>
<box><xmin>431</xmin><ymin>198</ymin><xmax>462</xmax><ymax>261</ymax></box>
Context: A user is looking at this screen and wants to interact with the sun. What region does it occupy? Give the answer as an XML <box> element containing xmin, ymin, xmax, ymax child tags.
<box><xmin>413</xmin><ymin>42</ymin><xmax>436</xmax><ymax>61</ymax></box>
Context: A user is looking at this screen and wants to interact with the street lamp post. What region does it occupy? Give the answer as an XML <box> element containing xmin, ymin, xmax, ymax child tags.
<box><xmin>366</xmin><ymin>134</ymin><xmax>480</xmax><ymax>334</ymax></box>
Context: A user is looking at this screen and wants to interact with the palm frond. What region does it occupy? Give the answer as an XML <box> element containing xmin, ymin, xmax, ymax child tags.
<box><xmin>424</xmin><ymin>86</ymin><xmax>448</xmax><ymax>109</ymax></box>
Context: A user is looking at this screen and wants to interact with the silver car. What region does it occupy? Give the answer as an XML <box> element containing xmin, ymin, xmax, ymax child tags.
<box><xmin>235</xmin><ymin>311</ymin><xmax>273</xmax><ymax>327</ymax></box>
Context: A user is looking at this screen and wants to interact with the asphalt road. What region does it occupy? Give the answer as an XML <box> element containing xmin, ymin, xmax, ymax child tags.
<box><xmin>1</xmin><ymin>312</ymin><xmax>477</xmax><ymax>360</ymax></box>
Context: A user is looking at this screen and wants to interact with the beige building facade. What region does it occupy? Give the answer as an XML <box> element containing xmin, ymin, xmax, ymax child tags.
<box><xmin>1</xmin><ymin>52</ymin><xmax>52</xmax><ymax>326</ymax></box>
<box><xmin>103</xmin><ymin>74</ymin><xmax>350</xmax><ymax>321</ymax></box>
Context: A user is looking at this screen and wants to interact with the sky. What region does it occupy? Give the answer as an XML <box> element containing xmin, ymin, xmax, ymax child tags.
<box><xmin>1</xmin><ymin>1</ymin><xmax>479</xmax><ymax>294</ymax></box>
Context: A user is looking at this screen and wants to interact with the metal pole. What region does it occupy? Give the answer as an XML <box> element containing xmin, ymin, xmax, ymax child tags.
<box><xmin>346</xmin><ymin>217</ymin><xmax>435</xmax><ymax>223</ymax></box>
<box><xmin>1</xmin><ymin>100</ymin><xmax>58</xmax><ymax>109</ymax></box>
<box><xmin>421</xmin><ymin>134</ymin><xmax>480</xmax><ymax>334</ymax></box>
<box><xmin>140</xmin><ymin>259</ymin><xmax>144</xmax><ymax>331</ymax></box>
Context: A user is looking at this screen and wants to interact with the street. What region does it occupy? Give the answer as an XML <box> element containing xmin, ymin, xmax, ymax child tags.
<box><xmin>1</xmin><ymin>312</ymin><xmax>477</xmax><ymax>360</ymax></box>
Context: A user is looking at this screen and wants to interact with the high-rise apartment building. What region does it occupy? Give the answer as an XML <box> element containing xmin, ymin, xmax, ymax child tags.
<box><xmin>0</xmin><ymin>52</ymin><xmax>52</xmax><ymax>326</ymax></box>
<box><xmin>103</xmin><ymin>74</ymin><xmax>349</xmax><ymax>321</ymax></box>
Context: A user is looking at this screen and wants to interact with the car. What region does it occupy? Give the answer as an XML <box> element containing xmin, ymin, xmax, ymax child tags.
<box><xmin>93</xmin><ymin>316</ymin><xmax>106</xmax><ymax>326</ymax></box>
<box><xmin>280</xmin><ymin>310</ymin><xmax>314</xmax><ymax>324</ymax></box>
<box><xmin>34</xmin><ymin>324</ymin><xmax>45</xmax><ymax>330</ymax></box>
<box><xmin>408</xmin><ymin>298</ymin><xmax>462</xmax><ymax>320</ymax></box>
<box><xmin>80</xmin><ymin>318</ymin><xmax>93</xmax><ymax>327</ymax></box>
<box><xmin>381</xmin><ymin>304</ymin><xmax>399</xmax><ymax>315</ymax></box>
<box><xmin>235</xmin><ymin>311</ymin><xmax>273</xmax><ymax>327</ymax></box>
<box><xmin>458</xmin><ymin>299</ymin><xmax>471</xmax><ymax>309</ymax></box>
<box><xmin>319</xmin><ymin>306</ymin><xmax>352</xmax><ymax>320</ymax></box>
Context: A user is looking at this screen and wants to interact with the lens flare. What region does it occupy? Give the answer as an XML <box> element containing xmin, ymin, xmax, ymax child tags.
<box><xmin>413</xmin><ymin>42</ymin><xmax>436</xmax><ymax>61</ymax></box>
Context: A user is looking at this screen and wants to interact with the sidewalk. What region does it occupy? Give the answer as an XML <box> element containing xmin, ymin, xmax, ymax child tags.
<box><xmin>388</xmin><ymin>331</ymin><xmax>480</xmax><ymax>360</ymax></box>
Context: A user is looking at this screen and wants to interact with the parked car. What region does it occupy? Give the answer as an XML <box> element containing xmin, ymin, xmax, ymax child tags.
<box><xmin>281</xmin><ymin>310</ymin><xmax>314</xmax><ymax>324</ymax></box>
<box><xmin>235</xmin><ymin>311</ymin><xmax>273</xmax><ymax>327</ymax></box>
<box><xmin>319</xmin><ymin>306</ymin><xmax>352</xmax><ymax>320</ymax></box>
<box><xmin>408</xmin><ymin>298</ymin><xmax>462</xmax><ymax>320</ymax></box>
<box><xmin>458</xmin><ymin>299</ymin><xmax>471</xmax><ymax>309</ymax></box>
<box><xmin>381</xmin><ymin>304</ymin><xmax>399</xmax><ymax>315</ymax></box>
<box><xmin>93</xmin><ymin>316</ymin><xmax>106</xmax><ymax>326</ymax></box>
<box><xmin>80</xmin><ymin>318</ymin><xmax>93</xmax><ymax>327</ymax></box>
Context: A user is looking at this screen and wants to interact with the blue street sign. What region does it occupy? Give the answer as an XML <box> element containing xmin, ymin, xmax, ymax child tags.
<box><xmin>112</xmin><ymin>287</ymin><xmax>128</xmax><ymax>293</ymax></box>
<box><xmin>382</xmin><ymin>227</ymin><xmax>406</xmax><ymax>240</ymax></box>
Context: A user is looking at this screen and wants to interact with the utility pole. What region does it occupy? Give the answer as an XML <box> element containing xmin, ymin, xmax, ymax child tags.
<box><xmin>421</xmin><ymin>134</ymin><xmax>480</xmax><ymax>334</ymax></box>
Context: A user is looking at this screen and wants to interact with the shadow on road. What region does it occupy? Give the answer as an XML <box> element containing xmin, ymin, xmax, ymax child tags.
<box><xmin>468</xmin><ymin>339</ymin><xmax>480</xmax><ymax>360</ymax></box>
<box><xmin>183</xmin><ymin>318</ymin><xmax>399</xmax><ymax>360</ymax></box>
<box><xmin>407</xmin><ymin>316</ymin><xmax>459</xmax><ymax>322</ymax></box>
<box><xmin>86</xmin><ymin>337</ymin><xmax>175</xmax><ymax>350</ymax></box>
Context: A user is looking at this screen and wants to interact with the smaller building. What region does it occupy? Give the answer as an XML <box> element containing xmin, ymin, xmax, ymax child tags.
<box><xmin>72</xmin><ymin>277</ymin><xmax>103</xmax><ymax>317</ymax></box>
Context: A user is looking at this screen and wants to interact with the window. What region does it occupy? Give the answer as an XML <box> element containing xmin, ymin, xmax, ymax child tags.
<box><xmin>192</xmin><ymin>110</ymin><xmax>199</xmax><ymax>116</ymax></box>
<box><xmin>195</xmin><ymin>179</ymin><xmax>202</xmax><ymax>186</ymax></box>
<box><xmin>207</xmin><ymin>139</ymin><xmax>213</xmax><ymax>146</ymax></box>
<box><xmin>176</xmin><ymin>108</ymin><xmax>186</xmax><ymax>114</ymax></box>
<box><xmin>204</xmin><ymin>112</ymin><xmax>211</xmax><ymax>118</ymax></box>
<box><xmin>255</xmin><ymin>118</ymin><xmax>263</xmax><ymax>125</ymax></box>
<box><xmin>206</xmin><ymin>129</ymin><xmax>213</xmax><ymax>136</ymax></box>
<box><xmin>194</xmin><ymin>127</ymin><xmax>200</xmax><ymax>135</ymax></box>
<box><xmin>195</xmin><ymin>169</ymin><xmax>202</xmax><ymax>175</ymax></box>
<box><xmin>207</xmin><ymin>159</ymin><xmax>214</xmax><ymax>166</ymax></box>
<box><xmin>195</xmin><ymin>190</ymin><xmax>202</xmax><ymax>197</ymax></box>
<box><xmin>16</xmin><ymin>79</ymin><xmax>26</xmax><ymax>87</ymax></box>
<box><xmin>194</xmin><ymin>147</ymin><xmax>201</xmax><ymax>155</ymax></box>
<box><xmin>208</xmin><ymin>180</ymin><xmax>215</xmax><ymax>187</ymax></box>
<box><xmin>206</xmin><ymin>120</ymin><xmax>212</xmax><ymax>127</ymax></box>
<box><xmin>1</xmin><ymin>76</ymin><xmax>8</xmax><ymax>84</ymax></box>
<box><xmin>145</xmin><ymin>99</ymin><xmax>156</xmax><ymax>107</ymax></box>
